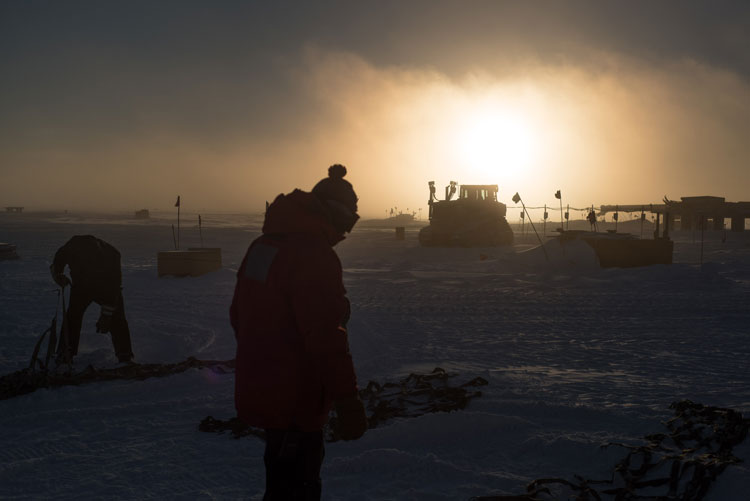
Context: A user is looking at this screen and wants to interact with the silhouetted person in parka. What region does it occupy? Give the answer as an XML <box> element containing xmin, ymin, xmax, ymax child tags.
<box><xmin>231</xmin><ymin>164</ymin><xmax>367</xmax><ymax>500</ymax></box>
<box><xmin>587</xmin><ymin>209</ymin><xmax>598</xmax><ymax>231</ymax></box>
<box><xmin>50</xmin><ymin>235</ymin><xmax>134</xmax><ymax>364</ymax></box>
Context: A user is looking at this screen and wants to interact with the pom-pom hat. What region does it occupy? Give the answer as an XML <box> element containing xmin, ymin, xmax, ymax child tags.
<box><xmin>312</xmin><ymin>164</ymin><xmax>359</xmax><ymax>233</ymax></box>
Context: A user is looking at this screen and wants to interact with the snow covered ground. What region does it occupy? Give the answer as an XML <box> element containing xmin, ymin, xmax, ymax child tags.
<box><xmin>1</xmin><ymin>211</ymin><xmax>749</xmax><ymax>500</ymax></box>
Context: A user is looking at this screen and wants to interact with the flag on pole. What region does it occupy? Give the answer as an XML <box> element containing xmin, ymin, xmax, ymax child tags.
<box><xmin>175</xmin><ymin>196</ymin><xmax>181</xmax><ymax>207</ymax></box>
<box><xmin>512</xmin><ymin>192</ymin><xmax>521</xmax><ymax>204</ymax></box>
<box><xmin>554</xmin><ymin>190</ymin><xmax>561</xmax><ymax>199</ymax></box>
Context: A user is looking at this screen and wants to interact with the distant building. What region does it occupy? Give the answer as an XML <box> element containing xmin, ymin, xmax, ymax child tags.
<box><xmin>5</xmin><ymin>207</ymin><xmax>24</xmax><ymax>213</ymax></box>
<box><xmin>665</xmin><ymin>197</ymin><xmax>750</xmax><ymax>232</ymax></box>
<box><xmin>135</xmin><ymin>209</ymin><xmax>150</xmax><ymax>219</ymax></box>
<box><xmin>601</xmin><ymin>196</ymin><xmax>750</xmax><ymax>232</ymax></box>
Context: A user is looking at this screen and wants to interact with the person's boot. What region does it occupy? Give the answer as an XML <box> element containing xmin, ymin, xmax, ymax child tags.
<box><xmin>116</xmin><ymin>355</ymin><xmax>136</xmax><ymax>366</ymax></box>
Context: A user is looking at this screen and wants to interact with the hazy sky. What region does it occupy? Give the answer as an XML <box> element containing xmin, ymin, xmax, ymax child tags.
<box><xmin>2</xmin><ymin>1</ymin><xmax>749</xmax><ymax>217</ymax></box>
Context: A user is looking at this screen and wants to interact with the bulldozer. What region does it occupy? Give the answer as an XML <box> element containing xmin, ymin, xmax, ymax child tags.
<box><xmin>418</xmin><ymin>181</ymin><xmax>514</xmax><ymax>247</ymax></box>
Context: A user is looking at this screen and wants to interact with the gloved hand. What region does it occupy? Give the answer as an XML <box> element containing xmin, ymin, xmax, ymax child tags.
<box><xmin>49</xmin><ymin>265</ymin><xmax>71</xmax><ymax>288</ymax></box>
<box><xmin>96</xmin><ymin>305</ymin><xmax>115</xmax><ymax>333</ymax></box>
<box><xmin>341</xmin><ymin>297</ymin><xmax>351</xmax><ymax>328</ymax></box>
<box><xmin>333</xmin><ymin>395</ymin><xmax>368</xmax><ymax>441</ymax></box>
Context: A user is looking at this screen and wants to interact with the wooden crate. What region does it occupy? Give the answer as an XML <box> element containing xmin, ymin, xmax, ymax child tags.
<box><xmin>0</xmin><ymin>243</ymin><xmax>19</xmax><ymax>260</ymax></box>
<box><xmin>157</xmin><ymin>248</ymin><xmax>222</xmax><ymax>277</ymax></box>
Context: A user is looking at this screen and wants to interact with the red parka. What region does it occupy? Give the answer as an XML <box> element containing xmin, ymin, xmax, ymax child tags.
<box><xmin>231</xmin><ymin>190</ymin><xmax>358</xmax><ymax>432</ymax></box>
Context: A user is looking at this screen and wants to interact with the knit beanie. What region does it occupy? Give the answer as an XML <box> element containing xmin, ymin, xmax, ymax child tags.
<box><xmin>311</xmin><ymin>164</ymin><xmax>358</xmax><ymax>214</ymax></box>
<box><xmin>311</xmin><ymin>164</ymin><xmax>359</xmax><ymax>233</ymax></box>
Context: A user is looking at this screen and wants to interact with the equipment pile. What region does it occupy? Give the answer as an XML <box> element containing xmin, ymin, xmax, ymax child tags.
<box><xmin>472</xmin><ymin>400</ymin><xmax>749</xmax><ymax>501</ymax></box>
<box><xmin>200</xmin><ymin>367</ymin><xmax>489</xmax><ymax>442</ymax></box>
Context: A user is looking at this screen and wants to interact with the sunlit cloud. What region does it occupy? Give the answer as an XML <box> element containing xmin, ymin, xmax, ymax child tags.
<box><xmin>1</xmin><ymin>45</ymin><xmax>748</xmax><ymax>217</ymax></box>
<box><xmin>290</xmin><ymin>47</ymin><xmax>750</xmax><ymax>216</ymax></box>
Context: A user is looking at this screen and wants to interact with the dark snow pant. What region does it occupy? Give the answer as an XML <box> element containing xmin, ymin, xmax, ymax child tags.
<box><xmin>263</xmin><ymin>429</ymin><xmax>324</xmax><ymax>501</ymax></box>
<box><xmin>58</xmin><ymin>287</ymin><xmax>134</xmax><ymax>362</ymax></box>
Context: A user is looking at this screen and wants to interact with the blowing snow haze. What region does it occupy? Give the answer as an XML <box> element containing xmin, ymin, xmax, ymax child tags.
<box><xmin>1</xmin><ymin>1</ymin><xmax>749</xmax><ymax>215</ymax></box>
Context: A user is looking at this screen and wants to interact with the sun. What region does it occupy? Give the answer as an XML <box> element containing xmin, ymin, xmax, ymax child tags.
<box><xmin>455</xmin><ymin>108</ymin><xmax>536</xmax><ymax>183</ymax></box>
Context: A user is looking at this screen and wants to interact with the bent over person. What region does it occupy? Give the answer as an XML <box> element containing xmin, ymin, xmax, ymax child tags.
<box><xmin>50</xmin><ymin>235</ymin><xmax>134</xmax><ymax>364</ymax></box>
<box><xmin>231</xmin><ymin>164</ymin><xmax>367</xmax><ymax>500</ymax></box>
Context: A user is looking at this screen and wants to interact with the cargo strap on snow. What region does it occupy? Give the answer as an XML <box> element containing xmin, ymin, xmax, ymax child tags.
<box><xmin>199</xmin><ymin>367</ymin><xmax>488</xmax><ymax>442</ymax></box>
<box><xmin>199</xmin><ymin>417</ymin><xmax>267</xmax><ymax>441</ymax></box>
<box><xmin>1</xmin><ymin>357</ymin><xmax>235</xmax><ymax>401</ymax></box>
<box><xmin>28</xmin><ymin>286</ymin><xmax>68</xmax><ymax>372</ymax></box>
<box><xmin>340</xmin><ymin>366</ymin><xmax>488</xmax><ymax>437</ymax></box>
<box><xmin>28</xmin><ymin>313</ymin><xmax>57</xmax><ymax>372</ymax></box>
<box><xmin>471</xmin><ymin>400</ymin><xmax>749</xmax><ymax>501</ymax></box>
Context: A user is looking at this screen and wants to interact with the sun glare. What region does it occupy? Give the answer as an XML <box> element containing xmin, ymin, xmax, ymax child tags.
<box><xmin>455</xmin><ymin>108</ymin><xmax>536</xmax><ymax>183</ymax></box>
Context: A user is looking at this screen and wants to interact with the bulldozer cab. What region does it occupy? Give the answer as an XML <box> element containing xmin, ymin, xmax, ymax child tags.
<box><xmin>459</xmin><ymin>185</ymin><xmax>498</xmax><ymax>202</ymax></box>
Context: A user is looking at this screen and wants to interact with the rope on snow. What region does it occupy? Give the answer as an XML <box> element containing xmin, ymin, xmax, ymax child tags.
<box><xmin>0</xmin><ymin>357</ymin><xmax>235</xmax><ymax>401</ymax></box>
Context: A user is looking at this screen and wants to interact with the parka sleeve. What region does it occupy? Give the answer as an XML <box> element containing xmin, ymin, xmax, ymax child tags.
<box><xmin>229</xmin><ymin>253</ymin><xmax>248</xmax><ymax>336</ymax></box>
<box><xmin>51</xmin><ymin>241</ymin><xmax>70</xmax><ymax>275</ymax></box>
<box><xmin>289</xmin><ymin>245</ymin><xmax>358</xmax><ymax>401</ymax></box>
